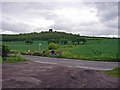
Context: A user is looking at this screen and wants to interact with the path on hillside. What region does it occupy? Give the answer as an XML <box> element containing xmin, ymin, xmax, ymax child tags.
<box><xmin>23</xmin><ymin>55</ymin><xmax>118</xmax><ymax>70</ymax></box>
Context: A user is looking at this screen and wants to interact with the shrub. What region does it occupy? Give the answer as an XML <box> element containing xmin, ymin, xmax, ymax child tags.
<box><xmin>25</xmin><ymin>40</ymin><xmax>33</xmax><ymax>45</ymax></box>
<box><xmin>55</xmin><ymin>51</ymin><xmax>63</xmax><ymax>58</ymax></box>
<box><xmin>2</xmin><ymin>44</ymin><xmax>10</xmax><ymax>60</ymax></box>
<box><xmin>32</xmin><ymin>50</ymin><xmax>50</xmax><ymax>57</ymax></box>
<box><xmin>32</xmin><ymin>51</ymin><xmax>43</xmax><ymax>56</ymax></box>
<box><xmin>3</xmin><ymin>54</ymin><xmax>27</xmax><ymax>64</ymax></box>
<box><xmin>20</xmin><ymin>51</ymin><xmax>29</xmax><ymax>55</ymax></box>
<box><xmin>32</xmin><ymin>51</ymin><xmax>41</xmax><ymax>56</ymax></box>
<box><xmin>10</xmin><ymin>50</ymin><xmax>19</xmax><ymax>54</ymax></box>
<box><xmin>60</xmin><ymin>38</ymin><xmax>68</xmax><ymax>45</ymax></box>
<box><xmin>48</xmin><ymin>43</ymin><xmax>59</xmax><ymax>50</ymax></box>
<box><xmin>41</xmin><ymin>50</ymin><xmax>50</xmax><ymax>56</ymax></box>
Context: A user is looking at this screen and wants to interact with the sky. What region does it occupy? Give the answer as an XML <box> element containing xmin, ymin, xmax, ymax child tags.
<box><xmin>0</xmin><ymin>0</ymin><xmax>119</xmax><ymax>37</ymax></box>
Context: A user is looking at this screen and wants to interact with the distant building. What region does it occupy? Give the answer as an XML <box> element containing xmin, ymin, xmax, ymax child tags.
<box><xmin>49</xmin><ymin>29</ymin><xmax>53</xmax><ymax>32</ymax></box>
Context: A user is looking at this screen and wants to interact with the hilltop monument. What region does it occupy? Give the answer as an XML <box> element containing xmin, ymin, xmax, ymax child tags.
<box><xmin>49</xmin><ymin>29</ymin><xmax>53</xmax><ymax>32</ymax></box>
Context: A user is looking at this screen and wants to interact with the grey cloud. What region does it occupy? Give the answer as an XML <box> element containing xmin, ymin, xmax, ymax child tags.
<box><xmin>104</xmin><ymin>19</ymin><xmax>118</xmax><ymax>29</ymax></box>
<box><xmin>76</xmin><ymin>25</ymin><xmax>117</xmax><ymax>36</ymax></box>
<box><xmin>1</xmin><ymin>2</ymin><xmax>118</xmax><ymax>37</ymax></box>
<box><xmin>93</xmin><ymin>2</ymin><xmax>118</xmax><ymax>21</ymax></box>
<box><xmin>27</xmin><ymin>2</ymin><xmax>58</xmax><ymax>10</ymax></box>
<box><xmin>2</xmin><ymin>2</ymin><xmax>29</xmax><ymax>15</ymax></box>
<box><xmin>35</xmin><ymin>11</ymin><xmax>58</xmax><ymax>20</ymax></box>
<box><xmin>85</xmin><ymin>2</ymin><xmax>118</xmax><ymax>34</ymax></box>
<box><xmin>2</xmin><ymin>16</ymin><xmax>33</xmax><ymax>33</ymax></box>
<box><xmin>49</xmin><ymin>18</ymin><xmax>74</xmax><ymax>30</ymax></box>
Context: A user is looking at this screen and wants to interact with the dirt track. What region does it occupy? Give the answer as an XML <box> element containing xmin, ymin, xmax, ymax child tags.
<box><xmin>2</xmin><ymin>61</ymin><xmax>118</xmax><ymax>88</ymax></box>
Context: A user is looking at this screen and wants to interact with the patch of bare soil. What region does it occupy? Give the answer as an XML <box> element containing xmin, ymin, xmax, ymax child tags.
<box><xmin>2</xmin><ymin>61</ymin><xmax>118</xmax><ymax>88</ymax></box>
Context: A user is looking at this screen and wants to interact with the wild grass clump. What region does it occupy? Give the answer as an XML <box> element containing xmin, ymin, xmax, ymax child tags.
<box><xmin>105</xmin><ymin>68</ymin><xmax>120</xmax><ymax>78</ymax></box>
<box><xmin>3</xmin><ymin>54</ymin><xmax>28</xmax><ymax>64</ymax></box>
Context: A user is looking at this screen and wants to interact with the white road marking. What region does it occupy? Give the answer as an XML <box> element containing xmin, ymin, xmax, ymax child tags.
<box><xmin>34</xmin><ymin>61</ymin><xmax>58</xmax><ymax>65</ymax></box>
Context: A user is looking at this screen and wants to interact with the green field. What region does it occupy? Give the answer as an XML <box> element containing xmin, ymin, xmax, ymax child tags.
<box><xmin>3</xmin><ymin>38</ymin><xmax>119</xmax><ymax>61</ymax></box>
<box><xmin>3</xmin><ymin>41</ymin><xmax>48</xmax><ymax>51</ymax></box>
<box><xmin>59</xmin><ymin>39</ymin><xmax>118</xmax><ymax>61</ymax></box>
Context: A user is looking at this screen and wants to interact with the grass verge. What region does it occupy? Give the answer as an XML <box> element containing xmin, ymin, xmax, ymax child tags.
<box><xmin>0</xmin><ymin>56</ymin><xmax>2</xmax><ymax>63</ymax></box>
<box><xmin>105</xmin><ymin>68</ymin><xmax>120</xmax><ymax>78</ymax></box>
<box><xmin>3</xmin><ymin>54</ymin><xmax>28</xmax><ymax>64</ymax></box>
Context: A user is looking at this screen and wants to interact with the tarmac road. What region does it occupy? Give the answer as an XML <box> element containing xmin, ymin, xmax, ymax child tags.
<box><xmin>2</xmin><ymin>61</ymin><xmax>119</xmax><ymax>88</ymax></box>
<box><xmin>23</xmin><ymin>55</ymin><xmax>119</xmax><ymax>70</ymax></box>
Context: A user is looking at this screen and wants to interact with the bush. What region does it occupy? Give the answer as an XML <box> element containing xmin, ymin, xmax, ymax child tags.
<box><xmin>60</xmin><ymin>38</ymin><xmax>68</xmax><ymax>45</ymax></box>
<box><xmin>32</xmin><ymin>50</ymin><xmax>50</xmax><ymax>57</ymax></box>
<box><xmin>25</xmin><ymin>40</ymin><xmax>33</xmax><ymax>45</ymax></box>
<box><xmin>3</xmin><ymin>54</ymin><xmax>28</xmax><ymax>64</ymax></box>
<box><xmin>41</xmin><ymin>50</ymin><xmax>50</xmax><ymax>57</ymax></box>
<box><xmin>48</xmin><ymin>43</ymin><xmax>59</xmax><ymax>50</ymax></box>
<box><xmin>20</xmin><ymin>51</ymin><xmax>28</xmax><ymax>55</ymax></box>
<box><xmin>2</xmin><ymin>44</ymin><xmax>10</xmax><ymax>60</ymax></box>
<box><xmin>32</xmin><ymin>51</ymin><xmax>42</xmax><ymax>56</ymax></box>
<box><xmin>10</xmin><ymin>50</ymin><xmax>19</xmax><ymax>54</ymax></box>
<box><xmin>55</xmin><ymin>51</ymin><xmax>63</xmax><ymax>58</ymax></box>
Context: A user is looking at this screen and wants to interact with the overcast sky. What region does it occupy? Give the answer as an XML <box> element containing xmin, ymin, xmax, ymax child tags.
<box><xmin>0</xmin><ymin>0</ymin><xmax>119</xmax><ymax>37</ymax></box>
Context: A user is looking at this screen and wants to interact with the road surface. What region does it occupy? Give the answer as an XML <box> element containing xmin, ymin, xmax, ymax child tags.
<box><xmin>23</xmin><ymin>55</ymin><xmax>119</xmax><ymax>70</ymax></box>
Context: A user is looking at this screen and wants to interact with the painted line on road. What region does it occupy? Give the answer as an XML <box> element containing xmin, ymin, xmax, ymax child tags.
<box><xmin>33</xmin><ymin>61</ymin><xmax>115</xmax><ymax>70</ymax></box>
<box><xmin>75</xmin><ymin>66</ymin><xmax>113</xmax><ymax>71</ymax></box>
<box><xmin>34</xmin><ymin>61</ymin><xmax>58</xmax><ymax>65</ymax></box>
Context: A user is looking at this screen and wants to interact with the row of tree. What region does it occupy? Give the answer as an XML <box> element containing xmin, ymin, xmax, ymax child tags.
<box><xmin>24</xmin><ymin>37</ymin><xmax>87</xmax><ymax>45</ymax></box>
<box><xmin>24</xmin><ymin>40</ymin><xmax>33</xmax><ymax>45</ymax></box>
<box><xmin>2</xmin><ymin>31</ymin><xmax>88</xmax><ymax>45</ymax></box>
<box><xmin>48</xmin><ymin>38</ymin><xmax>68</xmax><ymax>45</ymax></box>
<box><xmin>48</xmin><ymin>37</ymin><xmax>87</xmax><ymax>45</ymax></box>
<box><xmin>72</xmin><ymin>37</ymin><xmax>87</xmax><ymax>44</ymax></box>
<box><xmin>2</xmin><ymin>31</ymin><xmax>86</xmax><ymax>42</ymax></box>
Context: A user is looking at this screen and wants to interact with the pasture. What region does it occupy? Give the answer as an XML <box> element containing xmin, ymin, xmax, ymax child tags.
<box><xmin>3</xmin><ymin>38</ymin><xmax>119</xmax><ymax>61</ymax></box>
<box><xmin>3</xmin><ymin>41</ymin><xmax>48</xmax><ymax>51</ymax></box>
<box><xmin>60</xmin><ymin>39</ymin><xmax>118</xmax><ymax>61</ymax></box>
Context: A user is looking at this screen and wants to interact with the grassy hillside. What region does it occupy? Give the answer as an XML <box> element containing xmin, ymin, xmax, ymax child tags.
<box><xmin>59</xmin><ymin>39</ymin><xmax>118</xmax><ymax>61</ymax></box>
<box><xmin>3</xmin><ymin>38</ymin><xmax>119</xmax><ymax>61</ymax></box>
<box><xmin>2</xmin><ymin>31</ymin><xmax>80</xmax><ymax>41</ymax></box>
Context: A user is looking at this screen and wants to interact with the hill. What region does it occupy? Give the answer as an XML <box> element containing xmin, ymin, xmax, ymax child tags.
<box><xmin>2</xmin><ymin>31</ymin><xmax>115</xmax><ymax>41</ymax></box>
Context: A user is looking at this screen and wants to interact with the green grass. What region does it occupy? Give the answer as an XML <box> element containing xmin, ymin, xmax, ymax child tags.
<box><xmin>58</xmin><ymin>39</ymin><xmax>118</xmax><ymax>61</ymax></box>
<box><xmin>105</xmin><ymin>68</ymin><xmax>120</xmax><ymax>78</ymax></box>
<box><xmin>2</xmin><ymin>54</ymin><xmax>28</xmax><ymax>64</ymax></box>
<box><xmin>3</xmin><ymin>41</ymin><xmax>48</xmax><ymax>52</ymax></box>
<box><xmin>3</xmin><ymin>39</ymin><xmax>119</xmax><ymax>61</ymax></box>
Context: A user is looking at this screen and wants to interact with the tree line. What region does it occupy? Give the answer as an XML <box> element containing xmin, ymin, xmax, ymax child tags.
<box><xmin>2</xmin><ymin>31</ymin><xmax>78</xmax><ymax>41</ymax></box>
<box><xmin>2</xmin><ymin>31</ymin><xmax>87</xmax><ymax>44</ymax></box>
